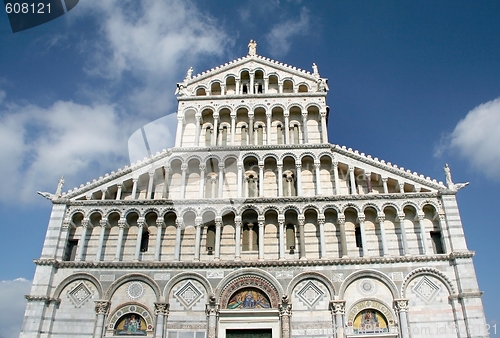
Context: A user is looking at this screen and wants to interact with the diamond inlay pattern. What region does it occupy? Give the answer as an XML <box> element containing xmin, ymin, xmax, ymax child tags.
<box><xmin>297</xmin><ymin>281</ymin><xmax>325</xmax><ymax>309</ymax></box>
<box><xmin>68</xmin><ymin>282</ymin><xmax>92</xmax><ymax>308</ymax></box>
<box><xmin>412</xmin><ymin>276</ymin><xmax>441</xmax><ymax>304</ymax></box>
<box><xmin>174</xmin><ymin>281</ymin><xmax>203</xmax><ymax>310</ymax></box>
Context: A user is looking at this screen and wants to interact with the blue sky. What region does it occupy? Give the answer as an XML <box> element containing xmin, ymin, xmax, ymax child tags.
<box><xmin>1</xmin><ymin>1</ymin><xmax>499</xmax><ymax>336</ymax></box>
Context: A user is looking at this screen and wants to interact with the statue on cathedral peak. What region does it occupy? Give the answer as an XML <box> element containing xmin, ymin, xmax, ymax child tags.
<box><xmin>248</xmin><ymin>39</ymin><xmax>257</xmax><ymax>56</ymax></box>
<box><xmin>444</xmin><ymin>163</ymin><xmax>469</xmax><ymax>191</ymax></box>
<box><xmin>312</xmin><ymin>63</ymin><xmax>319</xmax><ymax>77</ymax></box>
<box><xmin>317</xmin><ymin>78</ymin><xmax>329</xmax><ymax>92</ymax></box>
<box><xmin>37</xmin><ymin>176</ymin><xmax>64</xmax><ymax>201</ymax></box>
<box><xmin>185</xmin><ymin>66</ymin><xmax>193</xmax><ymax>81</ymax></box>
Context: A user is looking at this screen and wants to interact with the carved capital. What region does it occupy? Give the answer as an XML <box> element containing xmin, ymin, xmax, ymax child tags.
<box><xmin>298</xmin><ymin>215</ymin><xmax>305</xmax><ymax>225</ymax></box>
<box><xmin>330</xmin><ymin>300</ymin><xmax>345</xmax><ymax>315</ymax></box>
<box><xmin>94</xmin><ymin>300</ymin><xmax>110</xmax><ymax>315</ymax></box>
<box><xmin>337</xmin><ymin>216</ymin><xmax>345</xmax><ymax>225</ymax></box>
<box><xmin>279</xmin><ymin>301</ymin><xmax>292</xmax><ymax>317</ymax></box>
<box><xmin>377</xmin><ymin>216</ymin><xmax>385</xmax><ymax>223</ymax></box>
<box><xmin>218</xmin><ymin>164</ymin><xmax>225</xmax><ymax>171</ymax></box>
<box><xmin>357</xmin><ymin>216</ymin><xmax>365</xmax><ymax>223</ymax></box>
<box><xmin>118</xmin><ymin>220</ymin><xmax>126</xmax><ymax>229</ymax></box>
<box><xmin>394</xmin><ymin>299</ymin><xmax>409</xmax><ymax>312</ymax></box>
<box><xmin>199</xmin><ymin>164</ymin><xmax>206</xmax><ymax>171</ymax></box>
<box><xmin>205</xmin><ymin>303</ymin><xmax>219</xmax><ymax>317</ymax></box>
<box><xmin>99</xmin><ymin>219</ymin><xmax>108</xmax><ymax>228</ymax></box>
<box><xmin>181</xmin><ymin>163</ymin><xmax>188</xmax><ymax>171</ymax></box>
<box><xmin>154</xmin><ymin>302</ymin><xmax>170</xmax><ymax>316</ymax></box>
<box><xmin>156</xmin><ymin>220</ymin><xmax>165</xmax><ymax>228</ymax></box>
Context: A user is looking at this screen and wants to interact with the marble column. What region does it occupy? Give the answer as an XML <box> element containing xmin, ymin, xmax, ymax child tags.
<box><xmin>115</xmin><ymin>220</ymin><xmax>126</xmax><ymax>261</ymax></box>
<box><xmin>237</xmin><ymin>163</ymin><xmax>243</xmax><ymax>198</ymax></box>
<box><xmin>180</xmin><ymin>163</ymin><xmax>187</xmax><ymax>199</ymax></box>
<box><xmin>199</xmin><ymin>164</ymin><xmax>206</xmax><ymax>198</ymax></box>
<box><xmin>101</xmin><ymin>188</ymin><xmax>106</xmax><ymax>200</ymax></box>
<box><xmin>365</xmin><ymin>171</ymin><xmax>372</xmax><ymax>193</ymax></box>
<box><xmin>93</xmin><ymin>300</ymin><xmax>110</xmax><ymax>338</ymax></box>
<box><xmin>162</xmin><ymin>165</ymin><xmax>170</xmax><ymax>199</ymax></box>
<box><xmin>134</xmin><ymin>217</ymin><xmax>145</xmax><ymax>261</ymax></box>
<box><xmin>116</xmin><ymin>183</ymin><xmax>123</xmax><ymax>200</ymax></box>
<box><xmin>296</xmin><ymin>163</ymin><xmax>302</xmax><ymax>196</ymax></box>
<box><xmin>58</xmin><ymin>220</ymin><xmax>72</xmax><ymax>260</ymax></box>
<box><xmin>77</xmin><ymin>219</ymin><xmax>90</xmax><ymax>261</ymax></box>
<box><xmin>175</xmin><ymin>115</ymin><xmax>183</xmax><ymax>147</ymax></box>
<box><xmin>318</xmin><ymin>216</ymin><xmax>326</xmax><ymax>258</ymax></box>
<box><xmin>131</xmin><ymin>178</ymin><xmax>138</xmax><ymax>200</ymax></box>
<box><xmin>146</xmin><ymin>172</ymin><xmax>155</xmax><ymax>199</ymax></box>
<box><xmin>206</xmin><ymin>300</ymin><xmax>219</xmax><ymax>338</ymax></box>
<box><xmin>266</xmin><ymin>111</ymin><xmax>272</xmax><ymax>145</ymax></box>
<box><xmin>248</xmin><ymin>112</ymin><xmax>254</xmax><ymax>145</ymax></box>
<box><xmin>249</xmin><ymin>71</ymin><xmax>255</xmax><ymax>94</ymax></box>
<box><xmin>284</xmin><ymin>111</ymin><xmax>290</xmax><ymax>144</ymax></box>
<box><xmin>95</xmin><ymin>219</ymin><xmax>107</xmax><ymax>261</ymax></box>
<box><xmin>218</xmin><ymin>164</ymin><xmax>224</xmax><ymax>198</ymax></box>
<box><xmin>154</xmin><ymin>302</ymin><xmax>169</xmax><ymax>338</ymax></box>
<box><xmin>195</xmin><ymin>113</ymin><xmax>201</xmax><ymax>147</ymax></box>
<box><xmin>212</xmin><ymin>113</ymin><xmax>219</xmax><ymax>146</ymax></box>
<box><xmin>301</xmin><ymin>111</ymin><xmax>308</xmax><ymax>143</ymax></box>
<box><xmin>320</xmin><ymin>110</ymin><xmax>328</xmax><ymax>143</ymax></box>
<box><xmin>279</xmin><ymin>297</ymin><xmax>292</xmax><ymax>338</ymax></box>
<box><xmin>230</xmin><ymin>112</ymin><xmax>236</xmax><ymax>145</ymax></box>
<box><xmin>349</xmin><ymin>166</ymin><xmax>356</xmax><ymax>195</ymax></box>
<box><xmin>278</xmin><ymin>215</ymin><xmax>285</xmax><ymax>259</ymax></box>
<box><xmin>330</xmin><ymin>300</ymin><xmax>345</xmax><ymax>338</ymax></box>
<box><xmin>298</xmin><ymin>215</ymin><xmax>306</xmax><ymax>259</ymax></box>
<box><xmin>258</xmin><ymin>163</ymin><xmax>264</xmax><ymax>197</ymax></box>
<box><xmin>398</xmin><ymin>215</ymin><xmax>409</xmax><ymax>256</ymax></box>
<box><xmin>382</xmin><ymin>177</ymin><xmax>388</xmax><ymax>194</ymax></box>
<box><xmin>235</xmin><ymin>217</ymin><xmax>242</xmax><ymax>260</ymax></box>
<box><xmin>194</xmin><ymin>217</ymin><xmax>202</xmax><ymax>261</ymax></box>
<box><xmin>394</xmin><ymin>299</ymin><xmax>410</xmax><ymax>338</ymax></box>
<box><xmin>437</xmin><ymin>212</ymin><xmax>451</xmax><ymax>253</ymax></box>
<box><xmin>155</xmin><ymin>220</ymin><xmax>164</xmax><ymax>261</ymax></box>
<box><xmin>264</xmin><ymin>77</ymin><xmax>269</xmax><ymax>93</ymax></box>
<box><xmin>277</xmin><ymin>163</ymin><xmax>283</xmax><ymax>196</ymax></box>
<box><xmin>377</xmin><ymin>216</ymin><xmax>388</xmax><ymax>256</ymax></box>
<box><xmin>333</xmin><ymin>161</ymin><xmax>340</xmax><ymax>195</ymax></box>
<box><xmin>416</xmin><ymin>213</ymin><xmax>430</xmax><ymax>254</ymax></box>
<box><xmin>278</xmin><ymin>81</ymin><xmax>283</xmax><ymax>94</ymax></box>
<box><xmin>314</xmin><ymin>161</ymin><xmax>321</xmax><ymax>195</ymax></box>
<box><xmin>399</xmin><ymin>182</ymin><xmax>405</xmax><ymax>193</ymax></box>
<box><xmin>258</xmin><ymin>216</ymin><xmax>265</xmax><ymax>260</ymax></box>
<box><xmin>174</xmin><ymin>220</ymin><xmax>182</xmax><ymax>261</ymax></box>
<box><xmin>358</xmin><ymin>216</ymin><xmax>367</xmax><ymax>257</ymax></box>
<box><xmin>338</xmin><ymin>216</ymin><xmax>347</xmax><ymax>258</ymax></box>
<box><xmin>215</xmin><ymin>218</ymin><xmax>222</xmax><ymax>260</ymax></box>
<box><xmin>235</xmin><ymin>78</ymin><xmax>240</xmax><ymax>95</ymax></box>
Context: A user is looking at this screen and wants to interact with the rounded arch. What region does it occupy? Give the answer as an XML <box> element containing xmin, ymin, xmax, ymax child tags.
<box><xmin>262</xmin><ymin>205</ymin><xmax>281</xmax><ymax>215</ymax></box>
<box><xmin>87</xmin><ymin>208</ymin><xmax>104</xmax><ymax>219</ymax></box>
<box><xmin>216</xmin><ymin>104</ymin><xmax>233</xmax><ymax>114</ymax></box>
<box><xmin>302</xmin><ymin>204</ymin><xmax>321</xmax><ymax>215</ymax></box>
<box><xmin>203</xmin><ymin>153</ymin><xmax>223</xmax><ymax>164</ymax></box>
<box><xmin>222</xmin><ymin>153</ymin><xmax>239</xmax><ymax>162</ymax></box>
<box><xmin>322</xmin><ymin>204</ymin><xmax>341</xmax><ymax>214</ymax></box>
<box><xmin>107</xmin><ymin>302</ymin><xmax>154</xmax><ymax>334</ymax></box>
<box><xmin>261</xmin><ymin>153</ymin><xmax>279</xmax><ymax>162</ymax></box>
<box><xmin>105</xmin><ymin>273</ymin><xmax>160</xmax><ymax>300</ymax></box>
<box><xmin>286</xmin><ymin>271</ymin><xmax>335</xmax><ymax>299</ymax></box>
<box><xmin>361</xmin><ymin>203</ymin><xmax>381</xmax><ymax>214</ymax></box>
<box><xmin>305</xmin><ymin>102</ymin><xmax>321</xmax><ymax>110</ymax></box>
<box><xmin>181</xmin><ymin>106</ymin><xmax>199</xmax><ymax>115</ymax></box>
<box><xmin>241</xmin><ymin>152</ymin><xmax>261</xmax><ymax>162</ymax></box>
<box><xmin>223</xmin><ymin>73</ymin><xmax>238</xmax><ymax>82</ymax></box>
<box><xmin>69</xmin><ymin>209</ymin><xmax>86</xmax><ymax>219</ymax></box>
<box><xmin>216</xmin><ymin>268</ymin><xmax>283</xmax><ymax>308</ymax></box>
<box><xmin>269</xmin><ymin>103</ymin><xmax>286</xmax><ymax>112</ymax></box>
<box><xmin>220</xmin><ymin>206</ymin><xmax>238</xmax><ymax>217</ymax></box>
<box><xmin>180</xmin><ymin>207</ymin><xmax>198</xmax><ymax>219</ymax></box>
<box><xmin>401</xmin><ymin>267</ymin><xmax>455</xmax><ymax>297</ymax></box>
<box><xmin>346</xmin><ymin>298</ymin><xmax>398</xmax><ymax>331</ymax></box>
<box><xmin>286</xmin><ymin>102</ymin><xmax>303</xmax><ymax>111</ymax></box>
<box><xmin>381</xmin><ymin>202</ymin><xmax>401</xmax><ymax>214</ymax></box>
<box><xmin>341</xmin><ymin>203</ymin><xmax>361</xmax><ymax>214</ymax></box>
<box><xmin>234</xmin><ymin>104</ymin><xmax>252</xmax><ymax>112</ymax></box>
<box><xmin>164</xmin><ymin>272</ymin><xmax>212</xmax><ymax>299</ymax></box>
<box><xmin>282</xmin><ymin>204</ymin><xmax>301</xmax><ymax>215</ymax></box>
<box><xmin>53</xmin><ymin>272</ymin><xmax>103</xmax><ymax>299</ymax></box>
<box><xmin>199</xmin><ymin>104</ymin><xmax>216</xmax><ymax>114</ymax></box>
<box><xmin>280</xmin><ymin>152</ymin><xmax>298</xmax><ymax>162</ymax></box>
<box><xmin>238</xmin><ymin>204</ymin><xmax>261</xmax><ymax>215</ymax></box>
<box><xmin>142</xmin><ymin>208</ymin><xmax>160</xmax><ymax>219</ymax></box>
<box><xmin>160</xmin><ymin>208</ymin><xmax>178</xmax><ymax>218</ymax></box>
<box><xmin>419</xmin><ymin>200</ymin><xmax>441</xmax><ymax>213</ymax></box>
<box><xmin>252</xmin><ymin>103</ymin><xmax>268</xmax><ymax>112</ymax></box>
<box><xmin>123</xmin><ymin>208</ymin><xmax>141</xmax><ymax>219</ymax></box>
<box><xmin>299</xmin><ymin>151</ymin><xmax>317</xmax><ymax>161</ymax></box>
<box><xmin>186</xmin><ymin>154</ymin><xmax>204</xmax><ymax>164</ymax></box>
<box><xmin>318</xmin><ymin>151</ymin><xmax>334</xmax><ymax>161</ymax></box>
<box><xmin>339</xmin><ymin>269</ymin><xmax>398</xmax><ymax>299</ymax></box>
<box><xmin>401</xmin><ymin>201</ymin><xmax>420</xmax><ymax>214</ymax></box>
<box><xmin>200</xmin><ymin>206</ymin><xmax>219</xmax><ymax>218</ymax></box>
<box><xmin>105</xmin><ymin>208</ymin><xmax>122</xmax><ymax>220</ymax></box>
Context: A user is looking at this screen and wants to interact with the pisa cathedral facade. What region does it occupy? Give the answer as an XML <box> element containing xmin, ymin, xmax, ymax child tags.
<box><xmin>21</xmin><ymin>42</ymin><xmax>488</xmax><ymax>338</ymax></box>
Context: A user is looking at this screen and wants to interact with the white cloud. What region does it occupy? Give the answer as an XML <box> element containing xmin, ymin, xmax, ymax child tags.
<box><xmin>0</xmin><ymin>278</ymin><xmax>31</xmax><ymax>338</ymax></box>
<box><xmin>265</xmin><ymin>7</ymin><xmax>311</xmax><ymax>58</ymax></box>
<box><xmin>0</xmin><ymin>100</ymin><xmax>130</xmax><ymax>204</ymax></box>
<box><xmin>438</xmin><ymin>97</ymin><xmax>500</xmax><ymax>180</ymax></box>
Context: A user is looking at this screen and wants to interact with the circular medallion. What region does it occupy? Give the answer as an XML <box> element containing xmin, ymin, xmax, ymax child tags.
<box><xmin>357</xmin><ymin>279</ymin><xmax>377</xmax><ymax>296</ymax></box>
<box><xmin>127</xmin><ymin>282</ymin><xmax>144</xmax><ymax>300</ymax></box>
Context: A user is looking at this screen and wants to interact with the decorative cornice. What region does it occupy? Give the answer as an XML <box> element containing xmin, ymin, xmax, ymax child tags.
<box><xmin>34</xmin><ymin>251</ymin><xmax>474</xmax><ymax>269</ymax></box>
<box><xmin>66</xmin><ymin>192</ymin><xmax>440</xmax><ymax>207</ymax></box>
<box><xmin>178</xmin><ymin>92</ymin><xmax>326</xmax><ymax>102</ymax></box>
<box><xmin>25</xmin><ymin>295</ymin><xmax>60</xmax><ymax>305</ymax></box>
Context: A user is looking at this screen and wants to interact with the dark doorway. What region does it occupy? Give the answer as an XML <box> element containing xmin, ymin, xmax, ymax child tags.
<box><xmin>226</xmin><ymin>328</ymin><xmax>272</xmax><ymax>338</ymax></box>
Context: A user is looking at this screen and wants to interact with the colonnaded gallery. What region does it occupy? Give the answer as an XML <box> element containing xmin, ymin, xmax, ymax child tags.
<box><xmin>21</xmin><ymin>41</ymin><xmax>488</xmax><ymax>338</ymax></box>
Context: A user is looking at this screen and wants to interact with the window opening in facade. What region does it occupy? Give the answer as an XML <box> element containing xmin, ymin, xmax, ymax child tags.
<box><xmin>430</xmin><ymin>231</ymin><xmax>444</xmax><ymax>254</ymax></box>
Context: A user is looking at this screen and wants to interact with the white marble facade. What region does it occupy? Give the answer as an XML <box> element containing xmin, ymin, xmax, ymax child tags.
<box><xmin>20</xmin><ymin>42</ymin><xmax>489</xmax><ymax>338</ymax></box>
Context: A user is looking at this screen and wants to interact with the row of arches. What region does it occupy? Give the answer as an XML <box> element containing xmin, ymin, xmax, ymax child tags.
<box><xmin>79</xmin><ymin>153</ymin><xmax>431</xmax><ymax>201</ymax></box>
<box><xmin>36</xmin><ymin>267</ymin><xmax>464</xmax><ymax>338</ymax></box>
<box><xmin>64</xmin><ymin>202</ymin><xmax>448</xmax><ymax>263</ymax></box>
<box><xmin>178</xmin><ymin>104</ymin><xmax>326</xmax><ymax>147</ymax></box>
<box><xmin>192</xmin><ymin>69</ymin><xmax>315</xmax><ymax>96</ymax></box>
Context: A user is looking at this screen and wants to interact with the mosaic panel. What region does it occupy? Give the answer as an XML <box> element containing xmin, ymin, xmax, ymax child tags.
<box><xmin>296</xmin><ymin>281</ymin><xmax>325</xmax><ymax>309</ymax></box>
<box><xmin>127</xmin><ymin>282</ymin><xmax>145</xmax><ymax>300</ymax></box>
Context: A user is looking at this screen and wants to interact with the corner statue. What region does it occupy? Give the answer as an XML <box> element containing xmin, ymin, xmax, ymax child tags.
<box><xmin>248</xmin><ymin>39</ymin><xmax>257</xmax><ymax>56</ymax></box>
<box><xmin>444</xmin><ymin>163</ymin><xmax>469</xmax><ymax>191</ymax></box>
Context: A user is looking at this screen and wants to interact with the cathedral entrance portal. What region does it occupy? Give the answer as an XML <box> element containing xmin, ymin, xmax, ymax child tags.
<box><xmin>226</xmin><ymin>329</ymin><xmax>272</xmax><ymax>338</ymax></box>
